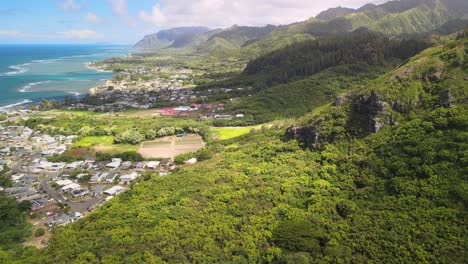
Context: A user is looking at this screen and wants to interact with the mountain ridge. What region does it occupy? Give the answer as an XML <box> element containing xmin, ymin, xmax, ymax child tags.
<box><xmin>134</xmin><ymin>0</ymin><xmax>468</xmax><ymax>56</ymax></box>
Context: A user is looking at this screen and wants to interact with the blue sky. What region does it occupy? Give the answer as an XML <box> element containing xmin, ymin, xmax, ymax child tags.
<box><xmin>0</xmin><ymin>0</ymin><xmax>158</xmax><ymax>44</ymax></box>
<box><xmin>0</xmin><ymin>0</ymin><xmax>382</xmax><ymax>44</ymax></box>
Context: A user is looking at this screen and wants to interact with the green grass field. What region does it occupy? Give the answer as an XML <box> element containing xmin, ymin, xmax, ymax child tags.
<box><xmin>72</xmin><ymin>136</ymin><xmax>114</xmax><ymax>148</ymax></box>
<box><xmin>72</xmin><ymin>136</ymin><xmax>139</xmax><ymax>154</ymax></box>
<box><xmin>211</xmin><ymin>127</ymin><xmax>254</xmax><ymax>140</ymax></box>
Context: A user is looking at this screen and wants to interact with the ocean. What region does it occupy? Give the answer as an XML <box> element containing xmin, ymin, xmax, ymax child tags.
<box><xmin>0</xmin><ymin>44</ymin><xmax>131</xmax><ymax>111</ymax></box>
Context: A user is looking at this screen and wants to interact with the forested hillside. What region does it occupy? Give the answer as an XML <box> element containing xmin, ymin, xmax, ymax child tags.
<box><xmin>244</xmin><ymin>30</ymin><xmax>429</xmax><ymax>85</ymax></box>
<box><xmin>13</xmin><ymin>34</ymin><xmax>467</xmax><ymax>264</ymax></box>
<box><xmin>135</xmin><ymin>0</ymin><xmax>468</xmax><ymax>54</ymax></box>
<box><xmin>215</xmin><ymin>31</ymin><xmax>430</xmax><ymax>122</ymax></box>
<box><xmin>0</xmin><ymin>193</ymin><xmax>32</xmax><ymax>262</ymax></box>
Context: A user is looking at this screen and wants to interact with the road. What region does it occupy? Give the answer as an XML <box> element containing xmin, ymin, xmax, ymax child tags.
<box><xmin>39</xmin><ymin>173</ymin><xmax>99</xmax><ymax>213</ymax></box>
<box><xmin>11</xmin><ymin>159</ymin><xmax>100</xmax><ymax>214</ymax></box>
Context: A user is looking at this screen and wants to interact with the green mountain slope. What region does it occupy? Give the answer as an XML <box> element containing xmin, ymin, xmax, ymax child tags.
<box><xmin>134</xmin><ymin>27</ymin><xmax>211</xmax><ymax>50</ymax></box>
<box><xmin>316</xmin><ymin>6</ymin><xmax>356</xmax><ymax>21</ymax></box>
<box><xmin>133</xmin><ymin>0</ymin><xmax>468</xmax><ymax>56</ymax></box>
<box><xmin>17</xmin><ymin>34</ymin><xmax>467</xmax><ymax>264</ymax></box>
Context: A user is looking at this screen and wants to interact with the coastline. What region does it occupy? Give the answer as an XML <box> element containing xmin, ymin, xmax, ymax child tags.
<box><xmin>0</xmin><ymin>44</ymin><xmax>133</xmax><ymax>112</ymax></box>
<box><xmin>0</xmin><ymin>63</ymin><xmax>114</xmax><ymax>112</ymax></box>
<box><xmin>85</xmin><ymin>62</ymin><xmax>113</xmax><ymax>73</ymax></box>
<box><xmin>86</xmin><ymin>62</ymin><xmax>115</xmax><ymax>95</ymax></box>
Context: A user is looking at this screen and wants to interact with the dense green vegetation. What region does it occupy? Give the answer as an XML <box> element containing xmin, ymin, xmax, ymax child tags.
<box><xmin>1</xmin><ymin>1</ymin><xmax>467</xmax><ymax>262</ymax></box>
<box><xmin>230</xmin><ymin>63</ymin><xmax>393</xmax><ymax>122</ymax></box>
<box><xmin>47</xmin><ymin>153</ymin><xmax>85</xmax><ymax>163</ymax></box>
<box><xmin>8</xmin><ymin>34</ymin><xmax>466</xmax><ymax>264</ymax></box>
<box><xmin>0</xmin><ymin>166</ymin><xmax>12</xmax><ymax>188</ymax></box>
<box><xmin>20</xmin><ymin>107</ymin><xmax>467</xmax><ymax>263</ymax></box>
<box><xmin>244</xmin><ymin>31</ymin><xmax>429</xmax><ymax>86</ymax></box>
<box><xmin>0</xmin><ymin>193</ymin><xmax>32</xmax><ymax>260</ymax></box>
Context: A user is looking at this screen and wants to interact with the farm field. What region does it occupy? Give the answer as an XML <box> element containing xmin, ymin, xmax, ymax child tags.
<box><xmin>139</xmin><ymin>134</ymin><xmax>204</xmax><ymax>159</ymax></box>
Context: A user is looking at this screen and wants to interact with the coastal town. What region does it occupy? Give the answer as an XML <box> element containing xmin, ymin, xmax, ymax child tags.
<box><xmin>0</xmin><ymin>61</ymin><xmax>252</xmax><ymax>247</ymax></box>
<box><xmin>70</xmin><ymin>86</ymin><xmax>250</xmax><ymax>120</ymax></box>
<box><xmin>78</xmin><ymin>62</ymin><xmax>251</xmax><ymax>119</ymax></box>
<box><xmin>0</xmin><ymin>114</ymin><xmax>193</xmax><ymax>247</ymax></box>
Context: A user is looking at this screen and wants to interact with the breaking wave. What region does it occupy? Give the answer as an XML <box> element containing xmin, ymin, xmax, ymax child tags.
<box><xmin>18</xmin><ymin>81</ymin><xmax>52</xmax><ymax>93</ymax></box>
<box><xmin>0</xmin><ymin>99</ymin><xmax>33</xmax><ymax>112</ymax></box>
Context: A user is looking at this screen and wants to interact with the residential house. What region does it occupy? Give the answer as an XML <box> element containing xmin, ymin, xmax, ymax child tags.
<box><xmin>107</xmin><ymin>158</ymin><xmax>122</xmax><ymax>169</ymax></box>
<box><xmin>61</xmin><ymin>183</ymin><xmax>81</xmax><ymax>192</ymax></box>
<box><xmin>146</xmin><ymin>161</ymin><xmax>160</xmax><ymax>170</ymax></box>
<box><xmin>104</xmin><ymin>186</ymin><xmax>125</xmax><ymax>196</ymax></box>
<box><xmin>184</xmin><ymin>158</ymin><xmax>197</xmax><ymax>165</ymax></box>
<box><xmin>105</xmin><ymin>172</ymin><xmax>118</xmax><ymax>183</ymax></box>
<box><xmin>135</xmin><ymin>162</ymin><xmax>147</xmax><ymax>171</ymax></box>
<box><xmin>45</xmin><ymin>214</ymin><xmax>71</xmax><ymax>227</ymax></box>
<box><xmin>120</xmin><ymin>172</ymin><xmax>139</xmax><ymax>183</ymax></box>
<box><xmin>160</xmin><ymin>158</ymin><xmax>171</xmax><ymax>167</ymax></box>
<box><xmin>121</xmin><ymin>161</ymin><xmax>132</xmax><ymax>169</ymax></box>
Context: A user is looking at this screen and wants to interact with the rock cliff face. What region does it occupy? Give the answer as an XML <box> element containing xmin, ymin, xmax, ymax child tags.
<box><xmin>353</xmin><ymin>91</ymin><xmax>391</xmax><ymax>133</ymax></box>
<box><xmin>285</xmin><ymin>125</ymin><xmax>320</xmax><ymax>148</ymax></box>
<box><xmin>286</xmin><ymin>91</ymin><xmax>394</xmax><ymax>148</ymax></box>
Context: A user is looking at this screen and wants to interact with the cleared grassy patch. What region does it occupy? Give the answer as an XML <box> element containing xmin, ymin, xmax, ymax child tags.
<box><xmin>211</xmin><ymin>127</ymin><xmax>254</xmax><ymax>140</ymax></box>
<box><xmin>72</xmin><ymin>136</ymin><xmax>139</xmax><ymax>154</ymax></box>
<box><xmin>72</xmin><ymin>136</ymin><xmax>114</xmax><ymax>148</ymax></box>
<box><xmin>93</xmin><ymin>144</ymin><xmax>139</xmax><ymax>154</ymax></box>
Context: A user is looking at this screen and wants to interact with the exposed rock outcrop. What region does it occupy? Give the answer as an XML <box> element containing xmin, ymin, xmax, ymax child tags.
<box><xmin>287</xmin><ymin>91</ymin><xmax>394</xmax><ymax>148</ymax></box>
<box><xmin>439</xmin><ymin>90</ymin><xmax>454</xmax><ymax>108</ymax></box>
<box><xmin>353</xmin><ymin>91</ymin><xmax>390</xmax><ymax>133</ymax></box>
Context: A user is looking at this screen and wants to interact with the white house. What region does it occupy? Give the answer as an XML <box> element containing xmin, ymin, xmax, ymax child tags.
<box><xmin>49</xmin><ymin>163</ymin><xmax>66</xmax><ymax>171</ymax></box>
<box><xmin>105</xmin><ymin>173</ymin><xmax>118</xmax><ymax>183</ymax></box>
<box><xmin>90</xmin><ymin>172</ymin><xmax>106</xmax><ymax>184</ymax></box>
<box><xmin>65</xmin><ymin>161</ymin><xmax>84</xmax><ymax>170</ymax></box>
<box><xmin>104</xmin><ymin>186</ymin><xmax>125</xmax><ymax>196</ymax></box>
<box><xmin>146</xmin><ymin>161</ymin><xmax>160</xmax><ymax>169</ymax></box>
<box><xmin>55</xmin><ymin>179</ymin><xmax>74</xmax><ymax>186</ymax></box>
<box><xmin>120</xmin><ymin>172</ymin><xmax>139</xmax><ymax>183</ymax></box>
<box><xmin>184</xmin><ymin>158</ymin><xmax>197</xmax><ymax>165</ymax></box>
<box><xmin>61</xmin><ymin>183</ymin><xmax>81</xmax><ymax>192</ymax></box>
<box><xmin>107</xmin><ymin>158</ymin><xmax>122</xmax><ymax>169</ymax></box>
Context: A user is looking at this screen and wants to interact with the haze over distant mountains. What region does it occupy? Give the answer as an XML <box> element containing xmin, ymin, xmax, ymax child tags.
<box><xmin>134</xmin><ymin>0</ymin><xmax>468</xmax><ymax>53</ymax></box>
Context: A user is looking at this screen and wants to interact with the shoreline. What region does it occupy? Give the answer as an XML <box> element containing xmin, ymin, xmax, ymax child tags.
<box><xmin>0</xmin><ymin>62</ymin><xmax>116</xmax><ymax>112</ymax></box>
<box><xmin>85</xmin><ymin>62</ymin><xmax>113</xmax><ymax>73</ymax></box>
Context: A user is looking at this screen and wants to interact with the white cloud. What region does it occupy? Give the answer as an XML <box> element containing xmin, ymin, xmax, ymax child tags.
<box><xmin>58</xmin><ymin>29</ymin><xmax>100</xmax><ymax>39</ymax></box>
<box><xmin>139</xmin><ymin>0</ymin><xmax>384</xmax><ymax>28</ymax></box>
<box><xmin>109</xmin><ymin>0</ymin><xmax>128</xmax><ymax>15</ymax></box>
<box><xmin>139</xmin><ymin>4</ymin><xmax>167</xmax><ymax>26</ymax></box>
<box><xmin>84</xmin><ymin>12</ymin><xmax>101</xmax><ymax>23</ymax></box>
<box><xmin>0</xmin><ymin>30</ymin><xmax>25</xmax><ymax>37</ymax></box>
<box><xmin>59</xmin><ymin>0</ymin><xmax>80</xmax><ymax>11</ymax></box>
<box><xmin>108</xmin><ymin>0</ymin><xmax>137</xmax><ymax>27</ymax></box>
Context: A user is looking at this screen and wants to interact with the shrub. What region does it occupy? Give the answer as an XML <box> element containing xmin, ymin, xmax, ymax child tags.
<box><xmin>34</xmin><ymin>228</ymin><xmax>45</xmax><ymax>237</ymax></box>
<box><xmin>114</xmin><ymin>130</ymin><xmax>145</xmax><ymax>145</ymax></box>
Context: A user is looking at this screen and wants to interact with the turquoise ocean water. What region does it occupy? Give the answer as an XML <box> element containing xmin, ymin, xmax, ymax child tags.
<box><xmin>0</xmin><ymin>44</ymin><xmax>130</xmax><ymax>111</ymax></box>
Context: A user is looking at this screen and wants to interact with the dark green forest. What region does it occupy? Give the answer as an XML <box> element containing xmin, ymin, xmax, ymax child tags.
<box><xmin>0</xmin><ymin>194</ymin><xmax>31</xmax><ymax>261</ymax></box>
<box><xmin>244</xmin><ymin>31</ymin><xmax>430</xmax><ymax>86</ymax></box>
